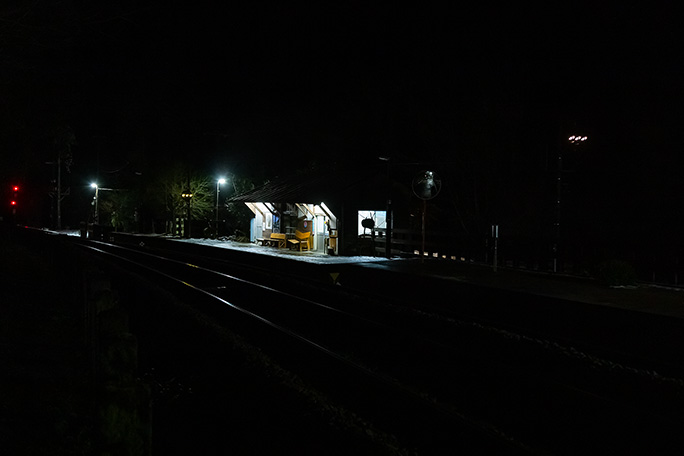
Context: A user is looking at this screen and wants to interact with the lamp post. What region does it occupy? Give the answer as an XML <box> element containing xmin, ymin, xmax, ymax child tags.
<box><xmin>90</xmin><ymin>183</ymin><xmax>99</xmax><ymax>224</ymax></box>
<box><xmin>553</xmin><ymin>135</ymin><xmax>587</xmax><ymax>273</ymax></box>
<box><xmin>216</xmin><ymin>178</ymin><xmax>226</xmax><ymax>236</ymax></box>
<box><xmin>181</xmin><ymin>191</ymin><xmax>193</xmax><ymax>238</ymax></box>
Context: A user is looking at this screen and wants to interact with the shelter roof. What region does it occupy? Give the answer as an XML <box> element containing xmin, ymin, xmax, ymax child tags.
<box><xmin>229</xmin><ymin>167</ymin><xmax>380</xmax><ymax>205</ymax></box>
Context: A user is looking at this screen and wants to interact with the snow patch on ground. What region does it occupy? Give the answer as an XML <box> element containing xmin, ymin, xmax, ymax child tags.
<box><xmin>39</xmin><ymin>228</ymin><xmax>397</xmax><ymax>264</ymax></box>
<box><xmin>41</xmin><ymin>228</ymin><xmax>81</xmax><ymax>237</ymax></box>
<box><xmin>172</xmin><ymin>237</ymin><xmax>394</xmax><ymax>264</ymax></box>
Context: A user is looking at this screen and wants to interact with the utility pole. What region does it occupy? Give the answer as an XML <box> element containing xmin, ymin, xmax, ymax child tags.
<box><xmin>55</xmin><ymin>146</ymin><xmax>71</xmax><ymax>230</ymax></box>
<box><xmin>50</xmin><ymin>126</ymin><xmax>74</xmax><ymax>230</ymax></box>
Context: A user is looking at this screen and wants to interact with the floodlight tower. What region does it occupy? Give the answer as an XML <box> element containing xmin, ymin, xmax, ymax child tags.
<box><xmin>553</xmin><ymin>135</ymin><xmax>588</xmax><ymax>273</ymax></box>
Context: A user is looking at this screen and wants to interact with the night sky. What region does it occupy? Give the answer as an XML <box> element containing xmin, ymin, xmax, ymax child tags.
<box><xmin>2</xmin><ymin>3</ymin><xmax>683</xmax><ymax>250</ymax></box>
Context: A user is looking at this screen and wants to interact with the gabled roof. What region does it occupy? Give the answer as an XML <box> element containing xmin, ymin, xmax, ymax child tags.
<box><xmin>229</xmin><ymin>167</ymin><xmax>381</xmax><ymax>205</ymax></box>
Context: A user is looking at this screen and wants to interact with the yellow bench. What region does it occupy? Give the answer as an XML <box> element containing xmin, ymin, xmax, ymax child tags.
<box><xmin>268</xmin><ymin>232</ymin><xmax>287</xmax><ymax>248</ymax></box>
<box><xmin>287</xmin><ymin>230</ymin><xmax>311</xmax><ymax>251</ymax></box>
<box><xmin>257</xmin><ymin>232</ymin><xmax>287</xmax><ymax>248</ymax></box>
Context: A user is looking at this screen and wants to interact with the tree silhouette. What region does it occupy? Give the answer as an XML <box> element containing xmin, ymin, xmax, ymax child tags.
<box><xmin>152</xmin><ymin>163</ymin><xmax>213</xmax><ymax>233</ymax></box>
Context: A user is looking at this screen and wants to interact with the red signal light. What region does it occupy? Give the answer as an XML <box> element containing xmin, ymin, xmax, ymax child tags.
<box><xmin>10</xmin><ymin>186</ymin><xmax>19</xmax><ymax>208</ymax></box>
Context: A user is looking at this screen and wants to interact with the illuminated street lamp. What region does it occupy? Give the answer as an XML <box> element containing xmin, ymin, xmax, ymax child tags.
<box><xmin>216</xmin><ymin>178</ymin><xmax>226</xmax><ymax>234</ymax></box>
<box><xmin>90</xmin><ymin>183</ymin><xmax>99</xmax><ymax>224</ymax></box>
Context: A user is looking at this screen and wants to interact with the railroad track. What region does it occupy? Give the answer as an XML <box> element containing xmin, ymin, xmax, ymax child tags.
<box><xmin>75</xmin><ymin>237</ymin><xmax>684</xmax><ymax>455</ymax></box>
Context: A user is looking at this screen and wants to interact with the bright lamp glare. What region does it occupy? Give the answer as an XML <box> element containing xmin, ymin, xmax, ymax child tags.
<box><xmin>90</xmin><ymin>183</ymin><xmax>98</xmax><ymax>189</ymax></box>
<box><xmin>218</xmin><ymin>178</ymin><xmax>226</xmax><ymax>184</ymax></box>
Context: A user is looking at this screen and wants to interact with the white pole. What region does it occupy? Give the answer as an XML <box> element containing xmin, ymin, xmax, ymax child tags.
<box><xmin>215</xmin><ymin>181</ymin><xmax>219</xmax><ymax>226</ymax></box>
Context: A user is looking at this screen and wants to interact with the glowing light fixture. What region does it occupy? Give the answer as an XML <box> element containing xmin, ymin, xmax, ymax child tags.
<box><xmin>215</xmin><ymin>178</ymin><xmax>227</xmax><ymax>230</ymax></box>
<box><xmin>569</xmin><ymin>135</ymin><xmax>588</xmax><ymax>145</ymax></box>
<box><xmin>90</xmin><ymin>183</ymin><xmax>99</xmax><ymax>223</ymax></box>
